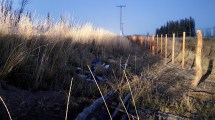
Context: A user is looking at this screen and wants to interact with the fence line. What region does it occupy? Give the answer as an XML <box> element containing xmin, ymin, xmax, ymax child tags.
<box><xmin>201</xmin><ymin>27</ymin><xmax>215</xmax><ymax>37</ymax></box>
<box><xmin>127</xmin><ymin>29</ymin><xmax>209</xmax><ymax>87</ymax></box>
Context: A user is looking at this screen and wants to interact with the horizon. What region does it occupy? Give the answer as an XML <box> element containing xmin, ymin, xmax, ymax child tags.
<box><xmin>13</xmin><ymin>0</ymin><xmax>215</xmax><ymax>35</ymax></box>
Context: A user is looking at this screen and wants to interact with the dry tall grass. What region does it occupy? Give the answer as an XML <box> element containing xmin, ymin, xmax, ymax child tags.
<box><xmin>0</xmin><ymin>0</ymin><xmax>132</xmax><ymax>91</ymax></box>
<box><xmin>0</xmin><ymin>2</ymin><xmax>136</xmax><ymax>118</ymax></box>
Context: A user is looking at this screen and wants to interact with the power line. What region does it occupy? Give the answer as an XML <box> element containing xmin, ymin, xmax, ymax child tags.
<box><xmin>116</xmin><ymin>5</ymin><xmax>126</xmax><ymax>36</ymax></box>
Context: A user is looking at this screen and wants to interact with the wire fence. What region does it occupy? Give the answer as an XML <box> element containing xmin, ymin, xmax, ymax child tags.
<box><xmin>201</xmin><ymin>27</ymin><xmax>215</xmax><ymax>37</ymax></box>
<box><xmin>128</xmin><ymin>30</ymin><xmax>215</xmax><ymax>87</ymax></box>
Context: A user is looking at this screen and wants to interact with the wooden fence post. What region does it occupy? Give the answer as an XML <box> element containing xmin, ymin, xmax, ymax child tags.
<box><xmin>192</xmin><ymin>30</ymin><xmax>203</xmax><ymax>87</ymax></box>
<box><xmin>160</xmin><ymin>34</ymin><xmax>163</xmax><ymax>57</ymax></box>
<box><xmin>147</xmin><ymin>36</ymin><xmax>150</xmax><ymax>49</ymax></box>
<box><xmin>142</xmin><ymin>36</ymin><xmax>144</xmax><ymax>47</ymax></box>
<box><xmin>172</xmin><ymin>33</ymin><xmax>175</xmax><ymax>64</ymax></box>
<box><xmin>150</xmin><ymin>35</ymin><xmax>152</xmax><ymax>53</ymax></box>
<box><xmin>145</xmin><ymin>36</ymin><xmax>147</xmax><ymax>48</ymax></box>
<box><xmin>182</xmin><ymin>32</ymin><xmax>186</xmax><ymax>69</ymax></box>
<box><xmin>165</xmin><ymin>34</ymin><xmax>168</xmax><ymax>65</ymax></box>
<box><xmin>149</xmin><ymin>37</ymin><xmax>151</xmax><ymax>51</ymax></box>
<box><xmin>152</xmin><ymin>35</ymin><xmax>155</xmax><ymax>55</ymax></box>
<box><xmin>146</xmin><ymin>36</ymin><xmax>148</xmax><ymax>48</ymax></box>
<box><xmin>156</xmin><ymin>34</ymin><xmax>159</xmax><ymax>54</ymax></box>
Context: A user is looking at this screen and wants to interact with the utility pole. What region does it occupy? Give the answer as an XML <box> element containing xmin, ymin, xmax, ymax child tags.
<box><xmin>116</xmin><ymin>5</ymin><xmax>126</xmax><ymax>36</ymax></box>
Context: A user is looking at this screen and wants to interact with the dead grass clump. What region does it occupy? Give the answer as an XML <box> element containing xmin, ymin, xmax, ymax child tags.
<box><xmin>0</xmin><ymin>0</ymin><xmax>134</xmax><ymax>92</ymax></box>
<box><xmin>18</xmin><ymin>16</ymin><xmax>34</xmax><ymax>39</ymax></box>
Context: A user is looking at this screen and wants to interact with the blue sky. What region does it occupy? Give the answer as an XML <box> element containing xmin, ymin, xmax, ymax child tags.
<box><xmin>14</xmin><ymin>0</ymin><xmax>215</xmax><ymax>35</ymax></box>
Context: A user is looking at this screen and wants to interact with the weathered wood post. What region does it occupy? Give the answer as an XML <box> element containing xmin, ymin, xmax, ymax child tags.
<box><xmin>147</xmin><ymin>36</ymin><xmax>150</xmax><ymax>49</ymax></box>
<box><xmin>142</xmin><ymin>36</ymin><xmax>144</xmax><ymax>47</ymax></box>
<box><xmin>160</xmin><ymin>34</ymin><xmax>163</xmax><ymax>57</ymax></box>
<box><xmin>165</xmin><ymin>34</ymin><xmax>168</xmax><ymax>65</ymax></box>
<box><xmin>145</xmin><ymin>36</ymin><xmax>147</xmax><ymax>48</ymax></box>
<box><xmin>182</xmin><ymin>32</ymin><xmax>186</xmax><ymax>69</ymax></box>
<box><xmin>133</xmin><ymin>36</ymin><xmax>137</xmax><ymax>43</ymax></box>
<box><xmin>152</xmin><ymin>35</ymin><xmax>155</xmax><ymax>55</ymax></box>
<box><xmin>150</xmin><ymin>36</ymin><xmax>152</xmax><ymax>53</ymax></box>
<box><xmin>149</xmin><ymin>36</ymin><xmax>150</xmax><ymax>50</ymax></box>
<box><xmin>156</xmin><ymin>34</ymin><xmax>159</xmax><ymax>54</ymax></box>
<box><xmin>172</xmin><ymin>33</ymin><xmax>175</xmax><ymax>64</ymax></box>
<box><xmin>192</xmin><ymin>30</ymin><xmax>203</xmax><ymax>87</ymax></box>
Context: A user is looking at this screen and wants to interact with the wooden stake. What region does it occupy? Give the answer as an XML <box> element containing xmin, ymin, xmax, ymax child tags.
<box><xmin>148</xmin><ymin>36</ymin><xmax>150</xmax><ymax>49</ymax></box>
<box><xmin>165</xmin><ymin>34</ymin><xmax>168</xmax><ymax>65</ymax></box>
<box><xmin>172</xmin><ymin>33</ymin><xmax>175</xmax><ymax>64</ymax></box>
<box><xmin>152</xmin><ymin>35</ymin><xmax>155</xmax><ymax>55</ymax></box>
<box><xmin>160</xmin><ymin>34</ymin><xmax>163</xmax><ymax>57</ymax></box>
<box><xmin>149</xmin><ymin>36</ymin><xmax>151</xmax><ymax>50</ymax></box>
<box><xmin>132</xmin><ymin>36</ymin><xmax>137</xmax><ymax>43</ymax></box>
<box><xmin>192</xmin><ymin>30</ymin><xmax>203</xmax><ymax>87</ymax></box>
<box><xmin>182</xmin><ymin>32</ymin><xmax>186</xmax><ymax>69</ymax></box>
<box><xmin>145</xmin><ymin>36</ymin><xmax>147</xmax><ymax>48</ymax></box>
<box><xmin>156</xmin><ymin>34</ymin><xmax>159</xmax><ymax>54</ymax></box>
<box><xmin>142</xmin><ymin>36</ymin><xmax>144</xmax><ymax>47</ymax></box>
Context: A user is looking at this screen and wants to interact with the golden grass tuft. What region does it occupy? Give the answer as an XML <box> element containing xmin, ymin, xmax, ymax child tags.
<box><xmin>18</xmin><ymin>16</ymin><xmax>34</xmax><ymax>39</ymax></box>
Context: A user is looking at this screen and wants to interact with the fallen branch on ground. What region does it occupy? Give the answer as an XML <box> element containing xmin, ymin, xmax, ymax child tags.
<box><xmin>75</xmin><ymin>90</ymin><xmax>117</xmax><ymax>120</ymax></box>
<box><xmin>112</xmin><ymin>93</ymin><xmax>131</xmax><ymax>119</ymax></box>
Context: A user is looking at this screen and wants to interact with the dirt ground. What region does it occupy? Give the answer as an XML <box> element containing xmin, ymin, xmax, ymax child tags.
<box><xmin>0</xmin><ymin>50</ymin><xmax>214</xmax><ymax>120</ymax></box>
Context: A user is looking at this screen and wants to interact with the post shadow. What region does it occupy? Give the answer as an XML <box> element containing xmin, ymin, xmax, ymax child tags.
<box><xmin>199</xmin><ymin>59</ymin><xmax>214</xmax><ymax>85</ymax></box>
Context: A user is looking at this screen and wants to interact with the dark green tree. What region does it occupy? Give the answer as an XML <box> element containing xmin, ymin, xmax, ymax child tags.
<box><xmin>155</xmin><ymin>17</ymin><xmax>196</xmax><ymax>37</ymax></box>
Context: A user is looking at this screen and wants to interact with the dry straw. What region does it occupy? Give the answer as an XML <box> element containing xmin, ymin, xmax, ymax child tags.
<box><xmin>123</xmin><ymin>70</ymin><xmax>140</xmax><ymax>120</ymax></box>
<box><xmin>65</xmin><ymin>78</ymin><xmax>74</xmax><ymax>120</ymax></box>
<box><xmin>0</xmin><ymin>96</ymin><xmax>12</xmax><ymax>120</ymax></box>
<box><xmin>119</xmin><ymin>96</ymin><xmax>130</xmax><ymax>120</ymax></box>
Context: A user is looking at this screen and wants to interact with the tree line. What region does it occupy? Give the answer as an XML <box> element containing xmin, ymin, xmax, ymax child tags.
<box><xmin>155</xmin><ymin>17</ymin><xmax>196</xmax><ymax>37</ymax></box>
